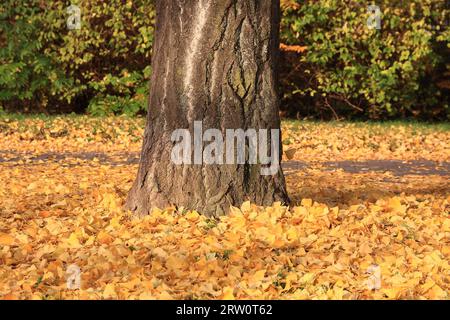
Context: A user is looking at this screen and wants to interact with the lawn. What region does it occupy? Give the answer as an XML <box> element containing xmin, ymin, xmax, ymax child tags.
<box><xmin>0</xmin><ymin>115</ymin><xmax>448</xmax><ymax>299</ymax></box>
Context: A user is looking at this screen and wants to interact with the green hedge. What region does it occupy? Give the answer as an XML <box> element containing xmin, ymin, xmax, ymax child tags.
<box><xmin>0</xmin><ymin>0</ymin><xmax>449</xmax><ymax>119</ymax></box>
<box><xmin>280</xmin><ymin>0</ymin><xmax>449</xmax><ymax>120</ymax></box>
<box><xmin>0</xmin><ymin>0</ymin><xmax>154</xmax><ymax>116</ymax></box>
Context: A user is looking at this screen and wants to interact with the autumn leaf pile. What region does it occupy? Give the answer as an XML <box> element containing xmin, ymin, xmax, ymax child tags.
<box><xmin>0</xmin><ymin>116</ymin><xmax>448</xmax><ymax>300</ymax></box>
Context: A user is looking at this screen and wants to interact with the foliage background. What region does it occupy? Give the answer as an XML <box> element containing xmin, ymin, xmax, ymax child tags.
<box><xmin>0</xmin><ymin>0</ymin><xmax>449</xmax><ymax>119</ymax></box>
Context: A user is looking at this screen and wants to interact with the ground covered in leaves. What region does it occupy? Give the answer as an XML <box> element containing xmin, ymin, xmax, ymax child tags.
<box><xmin>0</xmin><ymin>116</ymin><xmax>448</xmax><ymax>300</ymax></box>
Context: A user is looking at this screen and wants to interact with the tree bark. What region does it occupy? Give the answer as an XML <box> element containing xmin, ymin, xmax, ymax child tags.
<box><xmin>126</xmin><ymin>0</ymin><xmax>289</xmax><ymax>217</ymax></box>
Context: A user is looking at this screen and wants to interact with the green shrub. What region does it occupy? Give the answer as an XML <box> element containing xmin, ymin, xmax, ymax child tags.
<box><xmin>87</xmin><ymin>65</ymin><xmax>151</xmax><ymax>116</ymax></box>
<box><xmin>0</xmin><ymin>0</ymin><xmax>155</xmax><ymax>115</ymax></box>
<box><xmin>280</xmin><ymin>0</ymin><xmax>449</xmax><ymax>120</ymax></box>
<box><xmin>0</xmin><ymin>0</ymin><xmax>448</xmax><ymax>120</ymax></box>
<box><xmin>0</xmin><ymin>1</ymin><xmax>60</xmax><ymax>111</ymax></box>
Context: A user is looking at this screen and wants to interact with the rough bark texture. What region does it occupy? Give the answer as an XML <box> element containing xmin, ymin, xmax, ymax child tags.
<box><xmin>126</xmin><ymin>0</ymin><xmax>289</xmax><ymax>217</ymax></box>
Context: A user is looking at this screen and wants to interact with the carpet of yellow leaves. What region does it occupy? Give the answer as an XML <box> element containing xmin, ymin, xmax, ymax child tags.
<box><xmin>282</xmin><ymin>121</ymin><xmax>450</xmax><ymax>162</ymax></box>
<box><xmin>0</xmin><ymin>116</ymin><xmax>448</xmax><ymax>300</ymax></box>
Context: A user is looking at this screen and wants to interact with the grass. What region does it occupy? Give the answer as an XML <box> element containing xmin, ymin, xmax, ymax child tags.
<box><xmin>0</xmin><ymin>112</ymin><xmax>144</xmax><ymax>122</ymax></box>
<box><xmin>2</xmin><ymin>113</ymin><xmax>449</xmax><ymax>132</ymax></box>
<box><xmin>284</xmin><ymin>119</ymin><xmax>450</xmax><ymax>132</ymax></box>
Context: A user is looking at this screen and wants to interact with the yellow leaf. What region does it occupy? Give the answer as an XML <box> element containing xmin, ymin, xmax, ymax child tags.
<box><xmin>387</xmin><ymin>197</ymin><xmax>406</xmax><ymax>214</ymax></box>
<box><xmin>286</xmin><ymin>227</ymin><xmax>298</xmax><ymax>242</ymax></box>
<box><xmin>85</xmin><ymin>236</ymin><xmax>95</xmax><ymax>246</ymax></box>
<box><xmin>250</xmin><ymin>270</ymin><xmax>266</xmax><ymax>283</ymax></box>
<box><xmin>103</xmin><ymin>283</ymin><xmax>117</xmax><ymax>299</ymax></box>
<box><xmin>158</xmin><ymin>291</ymin><xmax>174</xmax><ymax>300</ymax></box>
<box><xmin>299</xmin><ymin>272</ymin><xmax>315</xmax><ymax>285</ymax></box>
<box><xmin>0</xmin><ymin>233</ymin><xmax>15</xmax><ymax>246</ymax></box>
<box><xmin>66</xmin><ymin>232</ymin><xmax>82</xmax><ymax>248</ymax></box>
<box><xmin>109</xmin><ymin>216</ymin><xmax>121</xmax><ymax>229</ymax></box>
<box><xmin>101</xmin><ymin>193</ymin><xmax>119</xmax><ymax>211</ymax></box>
<box><xmin>229</xmin><ymin>206</ymin><xmax>242</xmax><ymax>216</ymax></box>
<box><xmin>427</xmin><ymin>285</ymin><xmax>447</xmax><ymax>299</ymax></box>
<box><xmin>241</xmin><ymin>201</ymin><xmax>252</xmax><ymax>212</ymax></box>
<box><xmin>442</xmin><ymin>219</ymin><xmax>450</xmax><ymax>232</ymax></box>
<box><xmin>420</xmin><ymin>279</ymin><xmax>435</xmax><ymax>293</ymax></box>
<box><xmin>283</xmin><ymin>273</ymin><xmax>298</xmax><ymax>291</ymax></box>
<box><xmin>166</xmin><ymin>255</ymin><xmax>187</xmax><ymax>271</ymax></box>
<box><xmin>153</xmin><ymin>247</ymin><xmax>168</xmax><ymax>259</ymax></box>
<box><xmin>301</xmin><ymin>198</ymin><xmax>313</xmax><ymax>207</ymax></box>
<box><xmin>381</xmin><ymin>287</ymin><xmax>404</xmax><ymax>299</ymax></box>
<box><xmin>97</xmin><ymin>231</ymin><xmax>113</xmax><ymax>245</ymax></box>
<box><xmin>442</xmin><ymin>245</ymin><xmax>450</xmax><ymax>257</ymax></box>
<box><xmin>185</xmin><ymin>210</ymin><xmax>200</xmax><ymax>222</ymax></box>
<box><xmin>330</xmin><ymin>286</ymin><xmax>345</xmax><ymax>300</ymax></box>
<box><xmin>221</xmin><ymin>286</ymin><xmax>235</xmax><ymax>300</ymax></box>
<box><xmin>139</xmin><ymin>292</ymin><xmax>155</xmax><ymax>300</ymax></box>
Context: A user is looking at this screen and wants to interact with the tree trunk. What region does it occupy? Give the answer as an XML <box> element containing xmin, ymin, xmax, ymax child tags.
<box><xmin>126</xmin><ymin>0</ymin><xmax>289</xmax><ymax>217</ymax></box>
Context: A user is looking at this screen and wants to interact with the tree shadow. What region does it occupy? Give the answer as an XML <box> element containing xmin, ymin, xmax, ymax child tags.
<box><xmin>286</xmin><ymin>169</ymin><xmax>449</xmax><ymax>208</ymax></box>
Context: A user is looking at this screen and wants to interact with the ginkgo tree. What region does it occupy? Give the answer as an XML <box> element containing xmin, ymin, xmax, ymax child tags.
<box><xmin>126</xmin><ymin>0</ymin><xmax>289</xmax><ymax>217</ymax></box>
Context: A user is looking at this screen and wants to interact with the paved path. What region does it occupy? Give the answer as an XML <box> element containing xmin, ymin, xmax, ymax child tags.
<box><xmin>0</xmin><ymin>151</ymin><xmax>449</xmax><ymax>176</ymax></box>
<box><xmin>282</xmin><ymin>159</ymin><xmax>450</xmax><ymax>176</ymax></box>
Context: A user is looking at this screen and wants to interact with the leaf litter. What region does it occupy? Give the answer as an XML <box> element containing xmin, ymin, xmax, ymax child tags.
<box><xmin>0</xmin><ymin>116</ymin><xmax>448</xmax><ymax>299</ymax></box>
